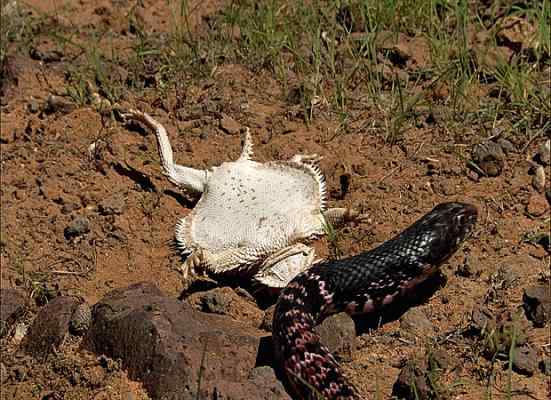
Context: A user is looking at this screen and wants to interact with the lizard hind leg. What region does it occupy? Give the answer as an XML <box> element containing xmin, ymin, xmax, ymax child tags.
<box><xmin>120</xmin><ymin>109</ymin><xmax>208</xmax><ymax>193</ymax></box>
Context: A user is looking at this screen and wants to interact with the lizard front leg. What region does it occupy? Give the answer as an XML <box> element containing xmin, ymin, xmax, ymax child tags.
<box><xmin>253</xmin><ymin>244</ymin><xmax>317</xmax><ymax>288</ymax></box>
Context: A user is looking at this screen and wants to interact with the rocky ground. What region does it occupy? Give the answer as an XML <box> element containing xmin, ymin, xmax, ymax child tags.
<box><xmin>0</xmin><ymin>0</ymin><xmax>549</xmax><ymax>399</ymax></box>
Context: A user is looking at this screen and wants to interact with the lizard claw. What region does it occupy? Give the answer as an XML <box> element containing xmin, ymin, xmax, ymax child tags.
<box><xmin>179</xmin><ymin>249</ymin><xmax>215</xmax><ymax>289</ymax></box>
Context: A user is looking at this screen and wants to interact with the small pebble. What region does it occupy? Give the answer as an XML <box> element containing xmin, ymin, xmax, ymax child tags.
<box><xmin>27</xmin><ymin>98</ymin><xmax>40</xmax><ymax>114</ymax></box>
<box><xmin>64</xmin><ymin>216</ymin><xmax>90</xmax><ymax>239</ymax></box>
<box><xmin>219</xmin><ymin>114</ymin><xmax>241</xmax><ymax>135</ymax></box>
<box><xmin>44</xmin><ymin>94</ymin><xmax>76</xmax><ymax>115</ymax></box>
<box><xmin>512</xmin><ymin>345</ymin><xmax>539</xmax><ymax>376</ymax></box>
<box><xmin>99</xmin><ymin>195</ymin><xmax>125</xmax><ymax>216</ymax></box>
<box><xmin>471</xmin><ymin>142</ymin><xmax>505</xmax><ymax>177</ymax></box>
<box><xmin>14</xmin><ymin>366</ymin><xmax>26</xmax><ymax>382</ymax></box>
<box><xmin>497</xmin><ymin>138</ymin><xmax>515</xmax><ymax>154</ymax></box>
<box><xmin>526</xmin><ymin>194</ymin><xmax>549</xmax><ymax>217</ymax></box>
<box><xmin>61</xmin><ymin>202</ymin><xmax>80</xmax><ymax>215</ymax></box>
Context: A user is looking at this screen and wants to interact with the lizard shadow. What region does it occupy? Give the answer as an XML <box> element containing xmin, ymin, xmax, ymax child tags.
<box><xmin>164</xmin><ymin>188</ymin><xmax>197</xmax><ymax>210</ymax></box>
<box><xmin>352</xmin><ymin>272</ymin><xmax>447</xmax><ymax>335</ymax></box>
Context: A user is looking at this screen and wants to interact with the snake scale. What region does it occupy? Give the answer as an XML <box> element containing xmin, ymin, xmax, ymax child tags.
<box><xmin>272</xmin><ymin>202</ymin><xmax>478</xmax><ymax>399</ymax></box>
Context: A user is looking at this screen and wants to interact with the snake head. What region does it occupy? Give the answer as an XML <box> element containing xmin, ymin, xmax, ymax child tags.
<box><xmin>420</xmin><ymin>202</ymin><xmax>478</xmax><ymax>265</ymax></box>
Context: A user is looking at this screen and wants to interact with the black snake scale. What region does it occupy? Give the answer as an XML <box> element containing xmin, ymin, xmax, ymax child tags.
<box><xmin>273</xmin><ymin>202</ymin><xmax>478</xmax><ymax>399</ymax></box>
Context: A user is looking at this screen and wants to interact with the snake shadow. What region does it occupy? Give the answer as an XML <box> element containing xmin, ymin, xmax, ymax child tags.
<box><xmin>352</xmin><ymin>272</ymin><xmax>447</xmax><ymax>335</ymax></box>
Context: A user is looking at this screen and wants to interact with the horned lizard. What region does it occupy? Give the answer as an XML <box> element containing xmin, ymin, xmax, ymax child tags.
<box><xmin>121</xmin><ymin>110</ymin><xmax>362</xmax><ymax>288</ymax></box>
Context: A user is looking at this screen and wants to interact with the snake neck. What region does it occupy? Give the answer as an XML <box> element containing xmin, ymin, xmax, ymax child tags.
<box><xmin>273</xmin><ymin>272</ymin><xmax>362</xmax><ymax>400</ymax></box>
<box><xmin>272</xmin><ymin>203</ymin><xmax>478</xmax><ymax>400</ymax></box>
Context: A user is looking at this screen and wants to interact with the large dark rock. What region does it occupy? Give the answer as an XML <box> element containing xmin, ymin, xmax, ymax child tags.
<box><xmin>247</xmin><ymin>366</ymin><xmax>291</xmax><ymax>399</ymax></box>
<box><xmin>185</xmin><ymin>286</ymin><xmax>264</xmax><ymax>328</ymax></box>
<box><xmin>22</xmin><ymin>296</ymin><xmax>79</xmax><ymax>358</ymax></box>
<box><xmin>85</xmin><ymin>282</ymin><xmax>286</xmax><ymax>400</ymax></box>
<box><xmin>523</xmin><ymin>285</ymin><xmax>550</xmax><ymax>327</ymax></box>
<box><xmin>0</xmin><ymin>288</ymin><xmax>27</xmax><ymax>337</ymax></box>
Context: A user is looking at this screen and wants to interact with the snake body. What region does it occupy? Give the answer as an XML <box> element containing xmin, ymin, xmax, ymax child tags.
<box><xmin>272</xmin><ymin>202</ymin><xmax>478</xmax><ymax>399</ymax></box>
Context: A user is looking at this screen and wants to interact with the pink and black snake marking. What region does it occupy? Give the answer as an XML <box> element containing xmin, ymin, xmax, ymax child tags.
<box><xmin>272</xmin><ymin>202</ymin><xmax>478</xmax><ymax>399</ymax></box>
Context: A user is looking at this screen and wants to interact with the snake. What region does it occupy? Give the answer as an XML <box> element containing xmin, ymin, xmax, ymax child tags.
<box><xmin>272</xmin><ymin>202</ymin><xmax>478</xmax><ymax>399</ymax></box>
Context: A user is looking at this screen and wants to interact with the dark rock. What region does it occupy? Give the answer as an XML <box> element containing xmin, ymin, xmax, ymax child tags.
<box><xmin>27</xmin><ymin>98</ymin><xmax>40</xmax><ymax>114</ymax></box>
<box><xmin>64</xmin><ymin>216</ymin><xmax>90</xmax><ymax>239</ymax></box>
<box><xmin>428</xmin><ymin>349</ymin><xmax>452</xmax><ymax>371</ymax></box>
<box><xmin>512</xmin><ymin>345</ymin><xmax>538</xmax><ymax>376</ymax></box>
<box><xmin>392</xmin><ymin>357</ymin><xmax>431</xmax><ymax>400</ymax></box>
<box><xmin>186</xmin><ymin>287</ymin><xmax>264</xmax><ymax>328</ymax></box>
<box><xmin>471</xmin><ymin>142</ymin><xmax>505</xmax><ymax>177</ymax></box>
<box><xmin>470</xmin><ymin>305</ymin><xmax>496</xmax><ymax>333</ymax></box>
<box><xmin>195</xmin><ymin>288</ymin><xmax>231</xmax><ymax>314</ymax></box>
<box><xmin>22</xmin><ymin>296</ymin><xmax>79</xmax><ymax>358</ymax></box>
<box><xmin>540</xmin><ymin>357</ymin><xmax>551</xmax><ymax>376</ymax></box>
<box><xmin>473</xmin><ymin>309</ymin><xmax>529</xmax><ymax>359</ymax></box>
<box><xmin>313</xmin><ymin>313</ymin><xmax>356</xmax><ymax>361</ymax></box>
<box><xmin>98</xmin><ymin>195</ymin><xmax>126</xmax><ymax>216</ymax></box>
<box><xmin>399</xmin><ymin>308</ymin><xmax>434</xmax><ymax>339</ymax></box>
<box><xmin>44</xmin><ymin>94</ymin><xmax>76</xmax><ymax>114</ymax></box>
<box><xmin>260</xmin><ymin>304</ymin><xmax>276</xmax><ymax>332</ymax></box>
<box><xmin>336</xmin><ymin>5</ymin><xmax>354</xmax><ymax>32</ymax></box>
<box><xmin>523</xmin><ymin>285</ymin><xmax>550</xmax><ymax>327</ymax></box>
<box><xmin>29</xmin><ymin>47</ymin><xmax>63</xmax><ymax>63</ymax></box>
<box><xmin>61</xmin><ymin>202</ymin><xmax>80</xmax><ymax>215</ymax></box>
<box><xmin>0</xmin><ymin>288</ymin><xmax>27</xmax><ymax>337</ymax></box>
<box><xmin>85</xmin><ymin>282</ymin><xmax>274</xmax><ymax>400</ymax></box>
<box><xmin>14</xmin><ymin>366</ymin><xmax>26</xmax><ymax>381</ymax></box>
<box><xmin>247</xmin><ymin>366</ymin><xmax>291</xmax><ymax>399</ymax></box>
<box><xmin>526</xmin><ymin>194</ymin><xmax>549</xmax><ymax>217</ymax></box>
<box><xmin>496</xmin><ymin>138</ymin><xmax>515</xmax><ymax>154</ymax></box>
<box><xmin>219</xmin><ymin>114</ymin><xmax>240</xmax><ymax>135</ymax></box>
